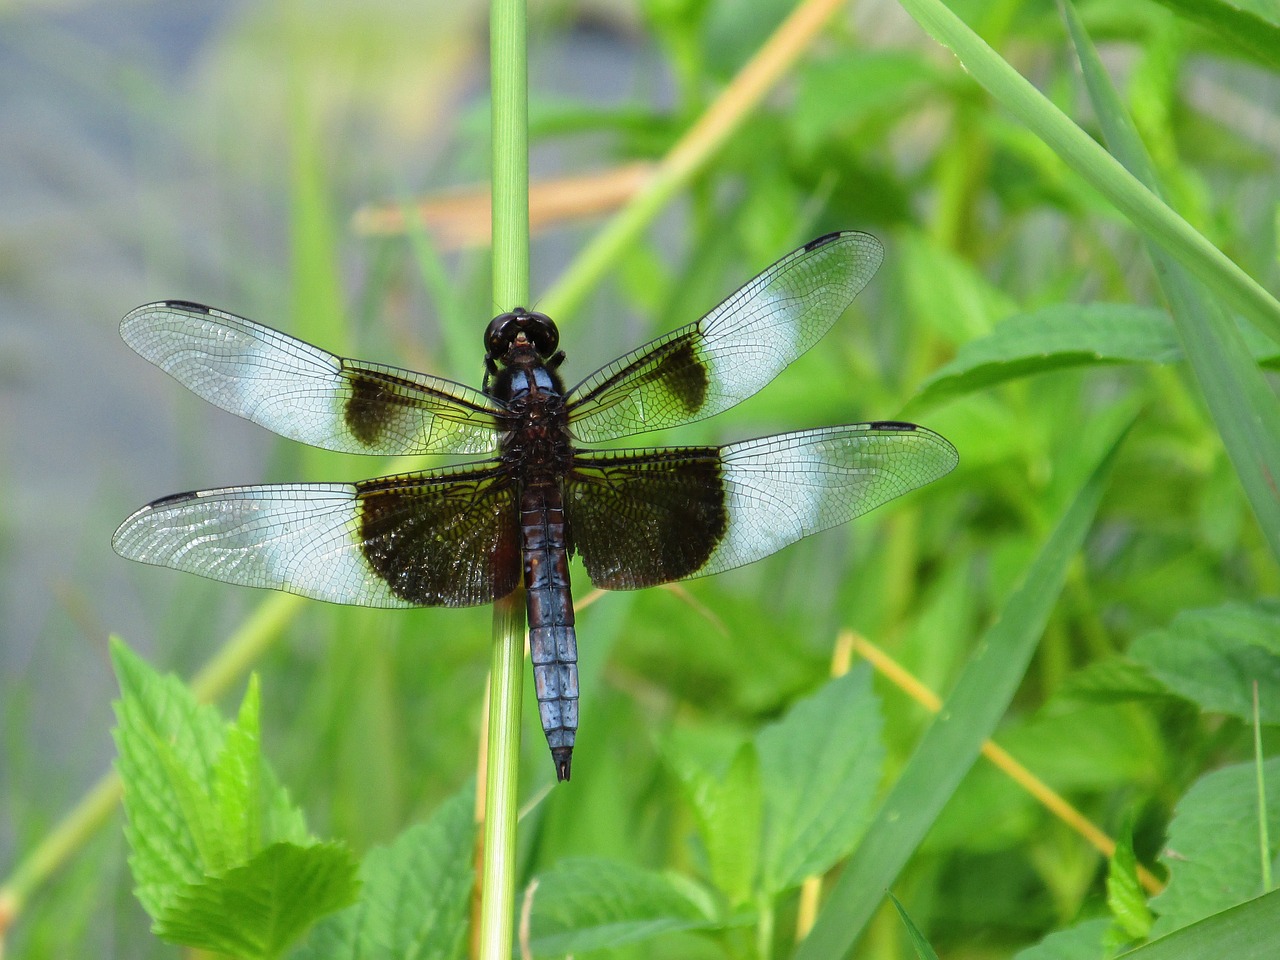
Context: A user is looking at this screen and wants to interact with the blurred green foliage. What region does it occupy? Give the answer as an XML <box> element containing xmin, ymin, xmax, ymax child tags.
<box><xmin>6</xmin><ymin>0</ymin><xmax>1280</xmax><ymax>957</ymax></box>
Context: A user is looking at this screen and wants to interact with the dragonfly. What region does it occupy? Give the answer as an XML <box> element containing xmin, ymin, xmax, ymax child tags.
<box><xmin>113</xmin><ymin>231</ymin><xmax>958</xmax><ymax>780</ymax></box>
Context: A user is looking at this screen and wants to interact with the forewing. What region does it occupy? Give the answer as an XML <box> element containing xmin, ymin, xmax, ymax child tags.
<box><xmin>112</xmin><ymin>464</ymin><xmax>521</xmax><ymax>607</ymax></box>
<box><xmin>121</xmin><ymin>301</ymin><xmax>504</xmax><ymax>456</ymax></box>
<box><xmin>567</xmin><ymin>422</ymin><xmax>956</xmax><ymax>590</ymax></box>
<box><xmin>565</xmin><ymin>232</ymin><xmax>883</xmax><ymax>442</ymax></box>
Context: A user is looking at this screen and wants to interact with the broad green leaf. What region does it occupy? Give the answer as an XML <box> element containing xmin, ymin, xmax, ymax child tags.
<box><xmin>1149</xmin><ymin>758</ymin><xmax>1280</xmax><ymax>936</ymax></box>
<box><xmin>1130</xmin><ymin>601</ymin><xmax>1280</xmax><ymax>723</ymax></box>
<box><xmin>1062</xmin><ymin>0</ymin><xmax>1280</xmax><ymax>563</ymax></box>
<box><xmin>1121</xmin><ymin>888</ymin><xmax>1280</xmax><ymax>959</ymax></box>
<box><xmin>794</xmin><ymin>417</ymin><xmax>1125</xmax><ymax>960</ymax></box>
<box><xmin>1013</xmin><ymin>918</ymin><xmax>1111</xmax><ymax>960</ymax></box>
<box><xmin>1056</xmin><ymin>657</ymin><xmax>1172</xmax><ymax>705</ymax></box>
<box><xmin>1149</xmin><ymin>0</ymin><xmax>1280</xmax><ymax>72</ymax></box>
<box><xmin>1107</xmin><ymin>820</ymin><xmax>1154</xmax><ymax>941</ymax></box>
<box><xmin>669</xmin><ymin>738</ymin><xmax>762</xmax><ymax>908</ymax></box>
<box><xmin>527</xmin><ymin>857</ymin><xmax>718</xmax><ymax>956</ymax></box>
<box><xmin>915</xmin><ymin>303</ymin><xmax>1280</xmax><ymax>408</ymax></box>
<box><xmin>291</xmin><ymin>786</ymin><xmax>475</xmax><ymax>960</ymax></box>
<box><xmin>912</xmin><ymin>304</ymin><xmax>1153</xmax><ymax>407</ymax></box>
<box><xmin>757</xmin><ymin>666</ymin><xmax>884</xmax><ymax>893</ymax></box>
<box><xmin>155</xmin><ymin>842</ymin><xmax>358</xmax><ymax>960</ymax></box>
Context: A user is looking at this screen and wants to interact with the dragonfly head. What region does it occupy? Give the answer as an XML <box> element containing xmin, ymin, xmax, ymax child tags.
<box><xmin>485</xmin><ymin>308</ymin><xmax>560</xmax><ymax>367</ymax></box>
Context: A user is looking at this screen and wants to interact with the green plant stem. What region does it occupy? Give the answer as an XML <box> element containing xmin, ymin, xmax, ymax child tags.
<box><xmin>1254</xmin><ymin>683</ymin><xmax>1272</xmax><ymax>893</ymax></box>
<box><xmin>477</xmin><ymin>0</ymin><xmax>529</xmax><ymax>958</ymax></box>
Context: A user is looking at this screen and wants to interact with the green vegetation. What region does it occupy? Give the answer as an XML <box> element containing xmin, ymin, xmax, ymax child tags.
<box><xmin>4</xmin><ymin>0</ymin><xmax>1279</xmax><ymax>957</ymax></box>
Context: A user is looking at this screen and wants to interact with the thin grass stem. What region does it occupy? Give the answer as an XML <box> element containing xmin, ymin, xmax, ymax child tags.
<box><xmin>476</xmin><ymin>0</ymin><xmax>530</xmax><ymax>956</ymax></box>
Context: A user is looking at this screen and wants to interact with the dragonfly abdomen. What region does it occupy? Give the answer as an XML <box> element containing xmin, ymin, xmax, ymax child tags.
<box><xmin>521</xmin><ymin>482</ymin><xmax>579</xmax><ymax>781</ymax></box>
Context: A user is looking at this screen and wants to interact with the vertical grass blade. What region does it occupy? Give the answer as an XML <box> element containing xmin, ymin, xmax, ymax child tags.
<box><xmin>477</xmin><ymin>0</ymin><xmax>530</xmax><ymax>958</ymax></box>
<box><xmin>1060</xmin><ymin>0</ymin><xmax>1280</xmax><ymax>562</ymax></box>
<box><xmin>792</xmin><ymin>420</ymin><xmax>1129</xmax><ymax>960</ymax></box>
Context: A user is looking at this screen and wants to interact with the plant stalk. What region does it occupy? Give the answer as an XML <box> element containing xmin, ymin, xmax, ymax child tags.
<box><xmin>476</xmin><ymin>0</ymin><xmax>529</xmax><ymax>957</ymax></box>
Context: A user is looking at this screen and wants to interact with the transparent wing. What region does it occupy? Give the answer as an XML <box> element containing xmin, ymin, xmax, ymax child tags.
<box><xmin>566</xmin><ymin>421</ymin><xmax>956</xmax><ymax>589</ymax></box>
<box><xmin>112</xmin><ymin>464</ymin><xmax>521</xmax><ymax>607</ymax></box>
<box><xmin>121</xmin><ymin>301</ymin><xmax>505</xmax><ymax>456</ymax></box>
<box><xmin>566</xmin><ymin>232</ymin><xmax>883</xmax><ymax>442</ymax></box>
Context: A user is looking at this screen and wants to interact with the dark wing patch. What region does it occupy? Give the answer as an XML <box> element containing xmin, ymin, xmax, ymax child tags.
<box><xmin>629</xmin><ymin>337</ymin><xmax>708</xmax><ymax>418</ymax></box>
<box><xmin>357</xmin><ymin>467</ymin><xmax>521</xmax><ymax>606</ymax></box>
<box><xmin>121</xmin><ymin>301</ymin><xmax>506</xmax><ymax>456</ymax></box>
<box><xmin>565</xmin><ymin>232</ymin><xmax>883</xmax><ymax>442</ymax></box>
<box><xmin>566</xmin><ymin>448</ymin><xmax>728</xmax><ymax>590</ymax></box>
<box><xmin>112</xmin><ymin>463</ymin><xmax>522</xmax><ymax>608</ymax></box>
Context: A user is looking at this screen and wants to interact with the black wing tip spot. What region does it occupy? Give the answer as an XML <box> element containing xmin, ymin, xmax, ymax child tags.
<box><xmin>161</xmin><ymin>299</ymin><xmax>214</xmax><ymax>313</ymax></box>
<box><xmin>869</xmin><ymin>420</ymin><xmax>919</xmax><ymax>431</ymax></box>
<box><xmin>805</xmin><ymin>231</ymin><xmax>846</xmax><ymax>252</ymax></box>
<box><xmin>145</xmin><ymin>489</ymin><xmax>206</xmax><ymax>508</ymax></box>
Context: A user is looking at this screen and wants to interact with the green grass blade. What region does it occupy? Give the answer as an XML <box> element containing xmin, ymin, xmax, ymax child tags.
<box><xmin>889</xmin><ymin>893</ymin><xmax>941</xmax><ymax>960</ymax></box>
<box><xmin>894</xmin><ymin>0</ymin><xmax>1280</xmax><ymax>346</ymax></box>
<box><xmin>792</xmin><ymin>419</ymin><xmax>1128</xmax><ymax>960</ymax></box>
<box><xmin>1061</xmin><ymin>0</ymin><xmax>1280</xmax><ymax>563</ymax></box>
<box><xmin>1148</xmin><ymin>0</ymin><xmax>1280</xmax><ymax>72</ymax></box>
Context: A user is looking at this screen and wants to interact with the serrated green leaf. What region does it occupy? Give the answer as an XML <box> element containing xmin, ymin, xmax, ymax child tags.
<box><xmin>527</xmin><ymin>857</ymin><xmax>718</xmax><ymax>956</ymax></box>
<box><xmin>757</xmin><ymin>666</ymin><xmax>884</xmax><ymax>893</ymax></box>
<box><xmin>155</xmin><ymin>841</ymin><xmax>358</xmax><ymax>960</ymax></box>
<box><xmin>1150</xmin><ymin>757</ymin><xmax>1280</xmax><ymax>935</ymax></box>
<box><xmin>915</xmin><ymin>303</ymin><xmax>1280</xmax><ymax>408</ymax></box>
<box><xmin>112</xmin><ymin>639</ymin><xmax>318</xmax><ymax>932</ymax></box>
<box><xmin>669</xmin><ymin>737</ymin><xmax>761</xmax><ymax>907</ymax></box>
<box><xmin>1057</xmin><ymin>657</ymin><xmax>1171</xmax><ymax>705</ymax></box>
<box><xmin>1129</xmin><ymin>601</ymin><xmax>1280</xmax><ymax>723</ymax></box>
<box><xmin>915</xmin><ymin>305</ymin><xmax>1176</xmax><ymax>408</ymax></box>
<box><xmin>262</xmin><ymin>766</ymin><xmax>311</xmax><ymax>848</ymax></box>
<box><xmin>1108</xmin><ymin>819</ymin><xmax>1154</xmax><ymax>941</ymax></box>
<box><xmin>111</xmin><ymin>638</ymin><xmax>227</xmax><ymax>916</ymax></box>
<box><xmin>211</xmin><ymin>675</ymin><xmax>264</xmax><ymax>871</ymax></box>
<box><xmin>292</xmin><ymin>786</ymin><xmax>475</xmax><ymax>960</ymax></box>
